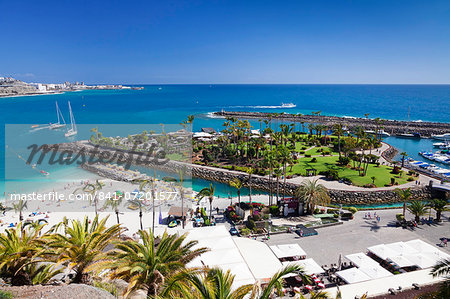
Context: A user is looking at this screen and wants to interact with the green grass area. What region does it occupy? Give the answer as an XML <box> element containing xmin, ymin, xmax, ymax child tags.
<box><xmin>294</xmin><ymin>141</ymin><xmax>310</xmax><ymax>152</ymax></box>
<box><xmin>288</xmin><ymin>156</ymin><xmax>412</xmax><ymax>187</ymax></box>
<box><xmin>305</xmin><ymin>146</ymin><xmax>336</xmax><ymax>155</ymax></box>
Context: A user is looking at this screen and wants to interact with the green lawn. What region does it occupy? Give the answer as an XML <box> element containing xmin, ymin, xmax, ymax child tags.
<box><xmin>305</xmin><ymin>146</ymin><xmax>337</xmax><ymax>155</ymax></box>
<box><xmin>288</xmin><ymin>156</ymin><xmax>413</xmax><ymax>187</ymax></box>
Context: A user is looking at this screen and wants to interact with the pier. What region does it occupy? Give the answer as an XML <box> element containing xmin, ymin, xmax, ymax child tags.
<box><xmin>213</xmin><ymin>111</ymin><xmax>450</xmax><ymax>137</ymax></box>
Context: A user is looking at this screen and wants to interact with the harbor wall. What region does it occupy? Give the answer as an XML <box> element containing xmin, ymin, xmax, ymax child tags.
<box><xmin>214</xmin><ymin>111</ymin><xmax>450</xmax><ymax>137</ymax></box>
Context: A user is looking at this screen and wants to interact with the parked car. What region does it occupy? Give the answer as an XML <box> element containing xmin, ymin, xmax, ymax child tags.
<box><xmin>229</xmin><ymin>227</ymin><xmax>239</xmax><ymax>236</ymax></box>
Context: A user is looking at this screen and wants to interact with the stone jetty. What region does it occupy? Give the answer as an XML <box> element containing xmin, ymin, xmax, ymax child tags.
<box><xmin>213</xmin><ymin>111</ymin><xmax>450</xmax><ymax>137</ymax></box>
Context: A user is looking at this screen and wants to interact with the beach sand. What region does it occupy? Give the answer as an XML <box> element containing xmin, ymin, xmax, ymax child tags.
<box><xmin>1</xmin><ymin>175</ymin><xmax>271</xmax><ymax>236</ymax></box>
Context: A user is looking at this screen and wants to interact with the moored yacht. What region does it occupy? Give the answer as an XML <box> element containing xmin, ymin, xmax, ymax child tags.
<box><xmin>65</xmin><ymin>101</ymin><xmax>77</xmax><ymax>137</ymax></box>
<box><xmin>431</xmin><ymin>133</ymin><xmax>450</xmax><ymax>140</ymax></box>
<box><xmin>49</xmin><ymin>101</ymin><xmax>66</xmax><ymax>129</ymax></box>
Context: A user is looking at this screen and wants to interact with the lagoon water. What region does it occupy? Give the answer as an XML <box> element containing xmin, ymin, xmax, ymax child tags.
<box><xmin>1</xmin><ymin>85</ymin><xmax>449</xmax><ymax>198</ymax></box>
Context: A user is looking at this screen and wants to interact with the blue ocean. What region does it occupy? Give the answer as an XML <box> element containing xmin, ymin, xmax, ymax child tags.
<box><xmin>1</xmin><ymin>85</ymin><xmax>449</xmax><ymax>198</ymax></box>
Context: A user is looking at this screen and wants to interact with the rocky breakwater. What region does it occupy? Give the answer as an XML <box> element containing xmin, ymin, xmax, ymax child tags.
<box><xmin>327</xmin><ymin>188</ymin><xmax>431</xmax><ymax>205</ymax></box>
<box><xmin>214</xmin><ymin>111</ymin><xmax>450</xmax><ymax>137</ymax></box>
<box><xmin>381</xmin><ymin>143</ymin><xmax>398</xmax><ymax>162</ymax></box>
<box><xmin>53</xmin><ymin>140</ymin><xmax>193</xmax><ymax>176</ymax></box>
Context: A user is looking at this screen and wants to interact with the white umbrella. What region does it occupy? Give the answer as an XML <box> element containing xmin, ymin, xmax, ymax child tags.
<box><xmin>335</xmin><ymin>267</ymin><xmax>371</xmax><ymax>284</ymax></box>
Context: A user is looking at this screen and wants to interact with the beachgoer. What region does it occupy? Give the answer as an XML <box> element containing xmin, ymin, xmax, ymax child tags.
<box><xmin>444</xmin><ymin>238</ymin><xmax>448</xmax><ymax>247</ymax></box>
<box><xmin>299</xmin><ymin>229</ymin><xmax>304</xmax><ymax>237</ymax></box>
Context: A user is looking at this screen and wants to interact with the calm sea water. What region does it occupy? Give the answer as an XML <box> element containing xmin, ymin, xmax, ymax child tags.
<box><xmin>1</xmin><ymin>85</ymin><xmax>449</xmax><ymax>197</ymax></box>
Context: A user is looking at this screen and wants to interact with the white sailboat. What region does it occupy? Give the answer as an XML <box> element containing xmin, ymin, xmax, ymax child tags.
<box><xmin>49</xmin><ymin>101</ymin><xmax>66</xmax><ymax>129</ymax></box>
<box><xmin>65</xmin><ymin>101</ymin><xmax>77</xmax><ymax>137</ymax></box>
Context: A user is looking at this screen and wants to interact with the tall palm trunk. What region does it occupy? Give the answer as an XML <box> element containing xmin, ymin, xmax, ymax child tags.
<box><xmin>115</xmin><ymin>209</ymin><xmax>120</xmax><ymax>224</ymax></box>
<box><xmin>139</xmin><ymin>209</ymin><xmax>143</xmax><ymax>230</ymax></box>
<box><xmin>209</xmin><ymin>197</ymin><xmax>213</xmax><ymax>223</ymax></box>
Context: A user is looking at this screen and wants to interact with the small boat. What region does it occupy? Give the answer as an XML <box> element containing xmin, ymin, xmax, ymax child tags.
<box><xmin>397</xmin><ymin>132</ymin><xmax>421</xmax><ymax>138</ymax></box>
<box><xmin>397</xmin><ymin>107</ymin><xmax>421</xmax><ymax>138</ymax></box>
<box><xmin>281</xmin><ymin>102</ymin><xmax>296</xmax><ymax>108</ymax></box>
<box><xmin>431</xmin><ymin>133</ymin><xmax>450</xmax><ymax>140</ymax></box>
<box><xmin>40</xmin><ymin>170</ymin><xmax>49</xmax><ymax>176</ymax></box>
<box><xmin>168</xmin><ymin>220</ymin><xmax>178</xmax><ymax>228</ymax></box>
<box><xmin>365</xmin><ymin>130</ymin><xmax>390</xmax><ymax>137</ymax></box>
<box><xmin>31</xmin><ymin>125</ymin><xmax>39</xmax><ymax>128</ymax></box>
<box><xmin>65</xmin><ymin>101</ymin><xmax>77</xmax><ymax>137</ymax></box>
<box><xmin>49</xmin><ymin>101</ymin><xmax>66</xmax><ymax>129</ymax></box>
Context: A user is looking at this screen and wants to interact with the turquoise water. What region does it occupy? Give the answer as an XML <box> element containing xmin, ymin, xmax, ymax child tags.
<box><xmin>1</xmin><ymin>85</ymin><xmax>449</xmax><ymax>198</ymax></box>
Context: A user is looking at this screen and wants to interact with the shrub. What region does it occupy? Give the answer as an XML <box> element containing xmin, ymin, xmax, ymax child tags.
<box><xmin>262</xmin><ymin>214</ymin><xmax>270</xmax><ymax>220</ymax></box>
<box><xmin>240</xmin><ymin>228</ymin><xmax>251</xmax><ymax>236</ymax></box>
<box><xmin>204</xmin><ymin>219</ymin><xmax>211</xmax><ymax>226</ymax></box>
<box><xmin>305</xmin><ymin>154</ymin><xmax>312</xmax><ymax>158</ymax></box>
<box><xmin>299</xmin><ymin>151</ymin><xmax>305</xmax><ymax>154</ymax></box>
<box><xmin>311</xmin><ymin>157</ymin><xmax>317</xmax><ymax>162</ymax></box>
<box><xmin>391</xmin><ymin>166</ymin><xmax>401</xmax><ymax>174</ymax></box>
<box><xmin>346</xmin><ymin>207</ymin><xmax>358</xmax><ymax>214</ymax></box>
<box><xmin>246</xmin><ymin>218</ymin><xmax>256</xmax><ymax>230</ymax></box>
<box><xmin>337</xmin><ymin>156</ymin><xmax>351</xmax><ymax>166</ymax></box>
<box><xmin>302</xmin><ymin>146</ymin><xmax>307</xmax><ymax>150</ymax></box>
<box><xmin>363</xmin><ymin>183</ymin><xmax>376</xmax><ymax>188</ymax></box>
<box><xmin>396</xmin><ymin>213</ymin><xmax>405</xmax><ymax>222</ymax></box>
<box><xmin>407</xmin><ymin>177</ymin><xmax>414</xmax><ymax>182</ymax></box>
<box><xmin>269</xmin><ymin>205</ymin><xmax>280</xmax><ymax>216</ymax></box>
<box><xmin>319</xmin><ymin>169</ymin><xmax>339</xmax><ymax>180</ymax></box>
<box><xmin>327</xmin><ymin>208</ymin><xmax>339</xmax><ymax>214</ymax></box>
<box><xmin>314</xmin><ymin>207</ymin><xmax>321</xmax><ymax>214</ymax></box>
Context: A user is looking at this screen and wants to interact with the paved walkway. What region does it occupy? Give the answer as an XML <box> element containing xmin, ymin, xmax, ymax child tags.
<box><xmin>265</xmin><ymin>209</ymin><xmax>450</xmax><ymax>266</ymax></box>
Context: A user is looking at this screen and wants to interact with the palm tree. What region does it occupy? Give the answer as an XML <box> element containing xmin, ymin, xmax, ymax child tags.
<box><xmin>90</xmin><ymin>127</ymin><xmax>99</xmax><ymax>140</ymax></box>
<box><xmin>133</xmin><ymin>177</ymin><xmax>156</xmax><ymax>231</ymax></box>
<box><xmin>295</xmin><ymin>179</ymin><xmax>330</xmax><ymax>214</ymax></box>
<box><xmin>430</xmin><ymin>258</ymin><xmax>450</xmax><ymax>298</ymax></box>
<box><xmin>274</xmin><ymin>167</ymin><xmax>283</xmax><ymax>204</ymax></box>
<box><xmin>162</xmin><ymin>267</ymin><xmax>253</xmax><ymax>299</ymax></box>
<box><xmin>400</xmin><ymin>152</ymin><xmax>408</xmax><ymax>168</ymax></box>
<box><xmin>333</xmin><ymin>123</ymin><xmax>345</xmax><ymax>158</ymax></box>
<box><xmin>12</xmin><ymin>199</ymin><xmax>27</xmax><ymax>222</ymax></box>
<box><xmin>394</xmin><ymin>188</ymin><xmax>412</xmax><ymax>217</ymax></box>
<box><xmin>428</xmin><ymin>199</ymin><xmax>449</xmax><ymax>222</ymax></box>
<box><xmin>163</xmin><ymin>167</ymin><xmax>188</xmax><ymax>228</ymax></box>
<box><xmin>0</xmin><ymin>223</ymin><xmax>47</xmax><ymax>285</ymax></box>
<box><xmin>229</xmin><ymin>178</ymin><xmax>243</xmax><ymax>205</ymax></box>
<box><xmin>196</xmin><ymin>184</ymin><xmax>216</xmax><ymax>224</ymax></box>
<box><xmin>48</xmin><ymin>215</ymin><xmax>124</xmax><ymax>284</ymax></box>
<box><xmin>407</xmin><ymin>201</ymin><xmax>429</xmax><ymax>223</ymax></box>
<box><xmin>246</xmin><ymin>167</ymin><xmax>255</xmax><ymax>203</ymax></box>
<box><xmin>187</xmin><ymin>115</ymin><xmax>195</xmax><ymax>132</ymax></box>
<box><xmin>127</xmin><ymin>198</ymin><xmax>148</xmax><ymax>230</ymax></box>
<box><xmin>74</xmin><ymin>180</ymin><xmax>104</xmax><ymax>215</ymax></box>
<box><xmin>100</xmin><ymin>229</ymin><xmax>208</xmax><ymax>298</ymax></box>
<box><xmin>250</xmin><ymin>264</ymin><xmax>310</xmax><ymax>299</ymax></box>
<box><xmin>104</xmin><ymin>191</ymin><xmax>124</xmax><ymax>224</ymax></box>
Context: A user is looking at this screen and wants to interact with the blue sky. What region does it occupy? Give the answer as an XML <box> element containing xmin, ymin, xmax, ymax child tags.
<box><xmin>1</xmin><ymin>0</ymin><xmax>449</xmax><ymax>84</ymax></box>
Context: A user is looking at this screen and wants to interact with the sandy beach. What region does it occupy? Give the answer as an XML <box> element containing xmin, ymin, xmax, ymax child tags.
<box><xmin>0</xmin><ymin>174</ymin><xmax>271</xmax><ymax>236</ymax></box>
